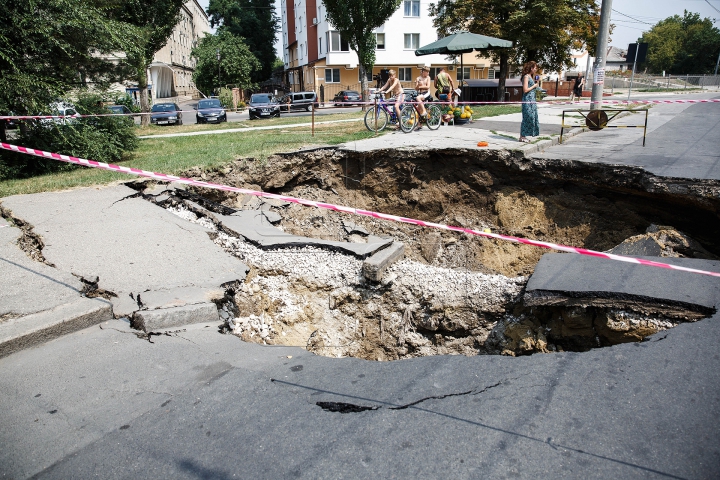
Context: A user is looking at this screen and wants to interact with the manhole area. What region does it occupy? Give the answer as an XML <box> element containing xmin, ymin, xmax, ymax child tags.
<box><xmin>166</xmin><ymin>149</ymin><xmax>718</xmax><ymax>360</ymax></box>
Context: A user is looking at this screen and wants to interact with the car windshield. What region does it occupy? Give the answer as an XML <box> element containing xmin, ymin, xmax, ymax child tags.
<box><xmin>151</xmin><ymin>104</ymin><xmax>176</xmax><ymax>112</ymax></box>
<box><xmin>251</xmin><ymin>94</ymin><xmax>273</xmax><ymax>103</ymax></box>
<box><xmin>108</xmin><ymin>106</ymin><xmax>124</xmax><ymax>113</ymax></box>
<box><xmin>198</xmin><ymin>99</ymin><xmax>221</xmax><ymax>109</ymax></box>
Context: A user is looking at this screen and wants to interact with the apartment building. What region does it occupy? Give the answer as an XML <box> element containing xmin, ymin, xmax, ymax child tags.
<box><xmin>149</xmin><ymin>0</ymin><xmax>210</xmax><ymax>99</ymax></box>
<box><xmin>280</xmin><ymin>0</ymin><xmax>500</xmax><ymax>101</ymax></box>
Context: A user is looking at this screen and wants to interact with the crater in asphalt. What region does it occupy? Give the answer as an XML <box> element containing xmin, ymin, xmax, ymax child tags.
<box><xmin>136</xmin><ymin>147</ymin><xmax>719</xmax><ymax>360</ymax></box>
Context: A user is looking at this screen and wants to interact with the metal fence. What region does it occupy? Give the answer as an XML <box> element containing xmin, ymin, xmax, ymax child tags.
<box><xmin>601</xmin><ymin>74</ymin><xmax>720</xmax><ymax>91</ymax></box>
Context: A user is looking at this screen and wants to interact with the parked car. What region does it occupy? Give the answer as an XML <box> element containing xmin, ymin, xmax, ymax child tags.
<box><xmin>332</xmin><ymin>90</ymin><xmax>361</xmax><ymax>106</ymax></box>
<box><xmin>248</xmin><ymin>94</ymin><xmax>280</xmax><ymax>119</ymax></box>
<box><xmin>41</xmin><ymin>102</ymin><xmax>80</xmax><ymax>126</ymax></box>
<box><xmin>107</xmin><ymin>105</ymin><xmax>132</xmax><ymax>115</ymax></box>
<box><xmin>195</xmin><ymin>98</ymin><xmax>227</xmax><ymax>124</ymax></box>
<box><xmin>279</xmin><ymin>91</ymin><xmax>319</xmax><ymax>112</ymax></box>
<box><xmin>3</xmin><ymin>111</ymin><xmax>19</xmax><ymax>129</ymax></box>
<box><xmin>150</xmin><ymin>103</ymin><xmax>182</xmax><ymax>125</ymax></box>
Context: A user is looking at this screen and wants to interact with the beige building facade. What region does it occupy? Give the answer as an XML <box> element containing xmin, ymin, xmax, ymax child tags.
<box><xmin>149</xmin><ymin>0</ymin><xmax>210</xmax><ymax>99</ymax></box>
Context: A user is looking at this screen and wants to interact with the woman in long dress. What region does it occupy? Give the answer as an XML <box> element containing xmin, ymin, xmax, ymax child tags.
<box><xmin>519</xmin><ymin>61</ymin><xmax>540</xmax><ymax>142</ymax></box>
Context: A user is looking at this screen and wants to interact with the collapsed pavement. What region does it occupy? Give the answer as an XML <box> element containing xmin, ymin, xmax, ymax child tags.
<box><xmin>2</xmin><ymin>142</ymin><xmax>717</xmax><ymax>360</ymax></box>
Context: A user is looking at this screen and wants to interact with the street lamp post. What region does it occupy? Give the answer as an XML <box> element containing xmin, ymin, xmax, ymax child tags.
<box><xmin>216</xmin><ymin>49</ymin><xmax>221</xmax><ymax>95</ymax></box>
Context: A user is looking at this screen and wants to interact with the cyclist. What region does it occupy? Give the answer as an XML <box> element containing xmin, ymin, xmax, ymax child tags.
<box><xmin>414</xmin><ymin>66</ymin><xmax>432</xmax><ymax>130</ymax></box>
<box><xmin>377</xmin><ymin>69</ymin><xmax>404</xmax><ymax>129</ymax></box>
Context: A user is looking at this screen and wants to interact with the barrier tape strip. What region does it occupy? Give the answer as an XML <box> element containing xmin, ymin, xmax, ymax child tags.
<box><xmin>1</xmin><ymin>99</ymin><xmax>719</xmax><ymax>120</ymax></box>
<box><xmin>1</xmin><ymin>141</ymin><xmax>719</xmax><ymax>278</ymax></box>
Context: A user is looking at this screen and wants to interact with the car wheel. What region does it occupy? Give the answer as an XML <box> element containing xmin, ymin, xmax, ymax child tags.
<box><xmin>305</xmin><ymin>105</ymin><xmax>310</xmax><ymax>112</ymax></box>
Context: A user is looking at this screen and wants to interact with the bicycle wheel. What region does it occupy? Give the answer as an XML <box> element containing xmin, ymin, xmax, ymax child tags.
<box><xmin>425</xmin><ymin>104</ymin><xmax>442</xmax><ymax>130</ymax></box>
<box><xmin>364</xmin><ymin>107</ymin><xmax>388</xmax><ymax>132</ymax></box>
<box><xmin>399</xmin><ymin>105</ymin><xmax>417</xmax><ymax>133</ymax></box>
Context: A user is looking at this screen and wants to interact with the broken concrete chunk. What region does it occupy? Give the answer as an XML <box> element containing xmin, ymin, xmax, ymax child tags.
<box><xmin>342</xmin><ymin>221</ymin><xmax>369</xmax><ymax>236</ymax></box>
<box><xmin>131</xmin><ymin>302</ymin><xmax>220</xmax><ymax>332</ymax></box>
<box><xmin>262</xmin><ymin>211</ymin><xmax>282</xmax><ymax>224</ymax></box>
<box><xmin>363</xmin><ymin>242</ymin><xmax>405</xmax><ymax>282</ymax></box>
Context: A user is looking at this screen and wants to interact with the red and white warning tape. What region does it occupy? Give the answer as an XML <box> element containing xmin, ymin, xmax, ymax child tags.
<box><xmin>2</xmin><ymin>141</ymin><xmax>719</xmax><ymax>278</ymax></box>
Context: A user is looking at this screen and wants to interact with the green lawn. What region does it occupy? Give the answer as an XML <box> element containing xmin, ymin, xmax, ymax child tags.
<box><xmin>0</xmin><ymin>115</ymin><xmax>376</xmax><ymax>197</ymax></box>
<box><xmin>471</xmin><ymin>104</ymin><xmax>522</xmax><ymax>119</ymax></box>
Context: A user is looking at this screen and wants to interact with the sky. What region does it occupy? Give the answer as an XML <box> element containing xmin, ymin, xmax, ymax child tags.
<box><xmin>199</xmin><ymin>0</ymin><xmax>720</xmax><ymax>56</ymax></box>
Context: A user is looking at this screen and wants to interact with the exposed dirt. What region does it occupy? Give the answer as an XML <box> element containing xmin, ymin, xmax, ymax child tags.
<box><xmin>165</xmin><ymin>147</ymin><xmax>719</xmax><ymax>360</ymax></box>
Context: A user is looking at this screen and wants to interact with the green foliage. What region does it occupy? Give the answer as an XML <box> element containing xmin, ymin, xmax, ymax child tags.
<box><xmin>192</xmin><ymin>31</ymin><xmax>260</xmax><ymax>95</ymax></box>
<box><xmin>0</xmin><ymin>0</ymin><xmax>136</xmax><ymax>116</ymax></box>
<box><xmin>429</xmin><ymin>0</ymin><xmax>599</xmax><ymax>73</ymax></box>
<box><xmin>218</xmin><ymin>88</ymin><xmax>234</xmax><ymax>109</ymax></box>
<box><xmin>114</xmin><ymin>94</ymin><xmax>141</xmax><ymax>113</ymax></box>
<box><xmin>0</xmin><ymin>93</ymin><xmax>137</xmax><ymax>181</ymax></box>
<box><xmin>641</xmin><ymin>11</ymin><xmax>720</xmax><ymax>74</ymax></box>
<box><xmin>207</xmin><ymin>0</ymin><xmax>280</xmax><ymax>82</ymax></box>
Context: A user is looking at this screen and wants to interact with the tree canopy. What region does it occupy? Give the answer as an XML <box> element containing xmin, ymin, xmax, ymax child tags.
<box><xmin>207</xmin><ymin>0</ymin><xmax>279</xmax><ymax>82</ymax></box>
<box><xmin>191</xmin><ymin>31</ymin><xmax>261</xmax><ymax>94</ymax></box>
<box><xmin>323</xmin><ymin>0</ymin><xmax>403</xmax><ymax>103</ymax></box>
<box><xmin>429</xmin><ymin>0</ymin><xmax>599</xmax><ymax>98</ymax></box>
<box><xmin>0</xmin><ymin>0</ymin><xmax>134</xmax><ymax>116</ymax></box>
<box><xmin>112</xmin><ymin>0</ymin><xmax>186</xmax><ymax>126</ymax></box>
<box><xmin>640</xmin><ymin>11</ymin><xmax>720</xmax><ymax>74</ymax></box>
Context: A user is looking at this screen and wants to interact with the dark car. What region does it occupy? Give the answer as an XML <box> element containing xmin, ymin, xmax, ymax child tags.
<box><xmin>3</xmin><ymin>112</ymin><xmax>19</xmax><ymax>129</ymax></box>
<box><xmin>248</xmin><ymin>94</ymin><xmax>280</xmax><ymax>120</ymax></box>
<box><xmin>279</xmin><ymin>91</ymin><xmax>319</xmax><ymax>112</ymax></box>
<box><xmin>150</xmin><ymin>103</ymin><xmax>182</xmax><ymax>125</ymax></box>
<box><xmin>107</xmin><ymin>105</ymin><xmax>132</xmax><ymax>115</ymax></box>
<box><xmin>195</xmin><ymin>98</ymin><xmax>227</xmax><ymax>124</ymax></box>
<box><xmin>332</xmin><ymin>90</ymin><xmax>361</xmax><ymax>106</ymax></box>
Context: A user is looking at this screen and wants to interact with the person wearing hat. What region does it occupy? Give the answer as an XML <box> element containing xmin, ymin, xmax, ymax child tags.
<box><xmin>413</xmin><ymin>67</ymin><xmax>432</xmax><ymax>129</ymax></box>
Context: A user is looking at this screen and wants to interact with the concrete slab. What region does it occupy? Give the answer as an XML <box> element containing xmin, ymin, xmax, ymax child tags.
<box><xmin>131</xmin><ymin>302</ymin><xmax>219</xmax><ymax>332</ymax></box>
<box><xmin>363</xmin><ymin>242</ymin><xmax>405</xmax><ymax>282</ymax></box>
<box><xmin>525</xmin><ymin>253</ymin><xmax>720</xmax><ymax>311</ymax></box>
<box><xmin>1</xmin><ymin>185</ymin><xmax>249</xmax><ymax>299</ymax></box>
<box><xmin>0</xmin><ymin>223</ymin><xmax>84</xmax><ymax>317</ymax></box>
<box><xmin>0</xmin><ymin>297</ymin><xmax>112</xmax><ymax>358</ymax></box>
<box><xmin>218</xmin><ymin>210</ymin><xmax>392</xmax><ymax>259</ymax></box>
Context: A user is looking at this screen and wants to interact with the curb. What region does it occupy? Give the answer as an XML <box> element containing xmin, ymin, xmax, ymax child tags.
<box><xmin>0</xmin><ymin>298</ymin><xmax>113</xmax><ymax>359</ymax></box>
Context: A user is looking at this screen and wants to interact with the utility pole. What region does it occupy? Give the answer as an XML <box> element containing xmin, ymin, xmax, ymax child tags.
<box><xmin>591</xmin><ymin>0</ymin><xmax>613</xmax><ymax>110</ymax></box>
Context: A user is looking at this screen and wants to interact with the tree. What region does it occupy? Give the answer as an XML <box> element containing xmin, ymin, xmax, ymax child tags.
<box><xmin>114</xmin><ymin>0</ymin><xmax>185</xmax><ymax>126</ymax></box>
<box><xmin>641</xmin><ymin>11</ymin><xmax>720</xmax><ymax>74</ymax></box>
<box><xmin>207</xmin><ymin>0</ymin><xmax>280</xmax><ymax>83</ymax></box>
<box><xmin>0</xmin><ymin>0</ymin><xmax>133</xmax><ymax>121</ymax></box>
<box><xmin>191</xmin><ymin>31</ymin><xmax>260</xmax><ymax>95</ymax></box>
<box><xmin>323</xmin><ymin>0</ymin><xmax>403</xmax><ymax>107</ymax></box>
<box><xmin>429</xmin><ymin>0</ymin><xmax>599</xmax><ymax>101</ymax></box>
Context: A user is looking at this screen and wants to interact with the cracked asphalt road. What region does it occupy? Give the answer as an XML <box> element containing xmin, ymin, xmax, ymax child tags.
<box><xmin>1</xmin><ymin>310</ymin><xmax>718</xmax><ymax>479</ymax></box>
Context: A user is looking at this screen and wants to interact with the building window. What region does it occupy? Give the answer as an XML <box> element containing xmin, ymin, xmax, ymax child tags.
<box><xmin>375</xmin><ymin>33</ymin><xmax>385</xmax><ymax>50</ymax></box>
<box><xmin>325</xmin><ymin>68</ymin><xmax>340</xmax><ymax>83</ymax></box>
<box><xmin>398</xmin><ymin>67</ymin><xmax>412</xmax><ymax>81</ymax></box>
<box><xmin>429</xmin><ymin>67</ymin><xmax>442</xmax><ymax>80</ymax></box>
<box><xmin>404</xmin><ymin>0</ymin><xmax>420</xmax><ymax>17</ymax></box>
<box><xmin>456</xmin><ymin>67</ymin><xmax>471</xmax><ymax>81</ymax></box>
<box><xmin>404</xmin><ymin>34</ymin><xmax>419</xmax><ymax>50</ymax></box>
<box><xmin>319</xmin><ymin>37</ymin><xmax>323</xmax><ymax>54</ymax></box>
<box><xmin>358</xmin><ymin>69</ymin><xmax>373</xmax><ymax>82</ymax></box>
<box><xmin>328</xmin><ymin>31</ymin><xmax>350</xmax><ymax>52</ymax></box>
<box><xmin>488</xmin><ymin>69</ymin><xmax>497</xmax><ymax>79</ymax></box>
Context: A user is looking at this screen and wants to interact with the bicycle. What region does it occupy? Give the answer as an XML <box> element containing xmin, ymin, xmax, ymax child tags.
<box><xmin>364</xmin><ymin>93</ymin><xmax>417</xmax><ymax>133</ymax></box>
<box><xmin>404</xmin><ymin>90</ymin><xmax>443</xmax><ymax>131</ymax></box>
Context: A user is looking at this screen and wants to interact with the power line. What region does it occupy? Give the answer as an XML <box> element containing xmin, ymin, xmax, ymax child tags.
<box><xmin>611</xmin><ymin>9</ymin><xmax>654</xmax><ymax>25</ymax></box>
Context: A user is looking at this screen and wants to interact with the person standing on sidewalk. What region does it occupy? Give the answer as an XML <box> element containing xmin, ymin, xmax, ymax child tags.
<box><xmin>434</xmin><ymin>67</ymin><xmax>455</xmax><ymax>101</ymax></box>
<box><xmin>519</xmin><ymin>61</ymin><xmax>540</xmax><ymax>142</ymax></box>
<box><xmin>570</xmin><ymin>73</ymin><xmax>585</xmax><ymax>102</ymax></box>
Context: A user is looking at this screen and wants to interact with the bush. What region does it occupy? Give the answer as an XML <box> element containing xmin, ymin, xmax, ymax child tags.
<box><xmin>0</xmin><ymin>92</ymin><xmax>138</xmax><ymax>180</ymax></box>
<box><xmin>114</xmin><ymin>93</ymin><xmax>141</xmax><ymax>113</ymax></box>
<box><xmin>219</xmin><ymin>87</ymin><xmax>234</xmax><ymax>109</ymax></box>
